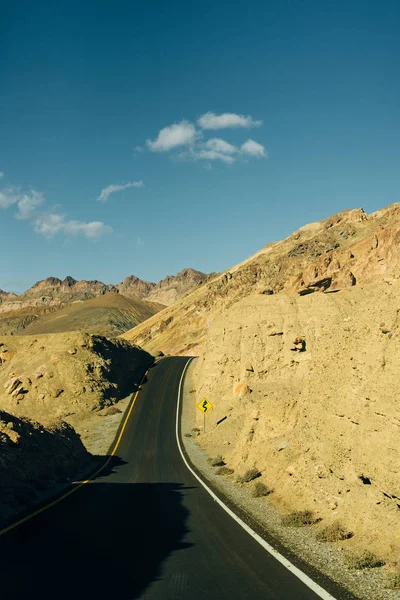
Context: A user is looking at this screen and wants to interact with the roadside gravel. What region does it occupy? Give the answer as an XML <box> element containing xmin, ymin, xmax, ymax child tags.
<box><xmin>181</xmin><ymin>359</ymin><xmax>400</xmax><ymax>600</ymax></box>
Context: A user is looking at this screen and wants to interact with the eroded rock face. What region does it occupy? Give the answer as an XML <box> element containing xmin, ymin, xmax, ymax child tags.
<box><xmin>192</xmin><ymin>288</ymin><xmax>400</xmax><ymax>565</ymax></box>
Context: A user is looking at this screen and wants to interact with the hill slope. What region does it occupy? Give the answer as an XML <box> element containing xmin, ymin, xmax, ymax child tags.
<box><xmin>121</xmin><ymin>204</ymin><xmax>400</xmax><ymax>354</ymax></box>
<box><xmin>18</xmin><ymin>293</ymin><xmax>161</xmax><ymax>337</ymax></box>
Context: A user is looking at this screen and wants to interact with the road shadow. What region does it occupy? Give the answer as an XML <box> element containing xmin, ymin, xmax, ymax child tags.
<box><xmin>0</xmin><ymin>456</ymin><xmax>193</xmax><ymax>599</ymax></box>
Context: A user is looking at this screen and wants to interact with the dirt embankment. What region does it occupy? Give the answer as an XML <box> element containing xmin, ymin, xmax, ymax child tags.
<box><xmin>191</xmin><ymin>283</ymin><xmax>400</xmax><ymax>569</ymax></box>
<box><xmin>0</xmin><ymin>331</ymin><xmax>153</xmax><ymax>424</ymax></box>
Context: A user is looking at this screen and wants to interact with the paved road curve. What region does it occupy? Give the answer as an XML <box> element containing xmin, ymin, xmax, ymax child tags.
<box><xmin>0</xmin><ymin>357</ymin><xmax>345</xmax><ymax>599</ymax></box>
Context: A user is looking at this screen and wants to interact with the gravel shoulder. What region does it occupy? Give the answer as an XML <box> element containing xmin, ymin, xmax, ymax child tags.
<box><xmin>180</xmin><ymin>359</ymin><xmax>400</xmax><ymax>600</ymax></box>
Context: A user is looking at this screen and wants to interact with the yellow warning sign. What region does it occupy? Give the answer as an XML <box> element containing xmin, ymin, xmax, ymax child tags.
<box><xmin>197</xmin><ymin>398</ymin><xmax>213</xmax><ymax>414</ymax></box>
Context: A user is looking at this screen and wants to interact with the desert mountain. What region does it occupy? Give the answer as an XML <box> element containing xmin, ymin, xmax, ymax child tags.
<box><xmin>19</xmin><ymin>276</ymin><xmax>118</xmax><ymax>302</ymax></box>
<box><xmin>116</xmin><ymin>268</ymin><xmax>207</xmax><ymax>305</ymax></box>
<box><xmin>0</xmin><ymin>268</ymin><xmax>206</xmax><ymax>336</ymax></box>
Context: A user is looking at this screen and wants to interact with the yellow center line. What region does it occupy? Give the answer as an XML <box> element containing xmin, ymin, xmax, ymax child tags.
<box><xmin>0</xmin><ymin>361</ymin><xmax>158</xmax><ymax>538</ymax></box>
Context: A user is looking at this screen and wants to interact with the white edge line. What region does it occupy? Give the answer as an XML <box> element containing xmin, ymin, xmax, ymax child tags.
<box><xmin>176</xmin><ymin>357</ymin><xmax>338</xmax><ymax>600</ymax></box>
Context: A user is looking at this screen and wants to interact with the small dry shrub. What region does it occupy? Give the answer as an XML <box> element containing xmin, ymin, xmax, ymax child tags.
<box><xmin>184</xmin><ymin>433</ymin><xmax>192</xmax><ymax>438</ymax></box>
<box><xmin>351</xmin><ymin>552</ymin><xmax>385</xmax><ymax>570</ymax></box>
<box><xmin>252</xmin><ymin>482</ymin><xmax>272</xmax><ymax>497</ymax></box>
<box><xmin>209</xmin><ymin>455</ymin><xmax>225</xmax><ymax>467</ymax></box>
<box><xmin>316</xmin><ymin>522</ymin><xmax>353</xmax><ymax>542</ymax></box>
<box><xmin>282</xmin><ymin>510</ymin><xmax>316</xmax><ymax>527</ymax></box>
<box><xmin>389</xmin><ymin>575</ymin><xmax>400</xmax><ymax>589</ymax></box>
<box><xmin>104</xmin><ymin>406</ymin><xmax>122</xmax><ymax>416</ymax></box>
<box><xmin>216</xmin><ymin>466</ymin><xmax>234</xmax><ymax>476</ymax></box>
<box><xmin>239</xmin><ymin>468</ymin><xmax>261</xmax><ymax>483</ymax></box>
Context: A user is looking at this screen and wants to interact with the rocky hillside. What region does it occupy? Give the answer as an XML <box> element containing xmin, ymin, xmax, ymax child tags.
<box><xmin>121</xmin><ymin>204</ymin><xmax>400</xmax><ymax>354</ymax></box>
<box><xmin>16</xmin><ymin>293</ymin><xmax>161</xmax><ymax>338</ymax></box>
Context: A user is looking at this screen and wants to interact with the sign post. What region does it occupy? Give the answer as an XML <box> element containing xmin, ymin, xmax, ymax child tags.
<box><xmin>197</xmin><ymin>398</ymin><xmax>213</xmax><ymax>433</ymax></box>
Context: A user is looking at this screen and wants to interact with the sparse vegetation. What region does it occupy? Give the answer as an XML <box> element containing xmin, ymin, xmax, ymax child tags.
<box><xmin>216</xmin><ymin>466</ymin><xmax>234</xmax><ymax>476</ymax></box>
<box><xmin>316</xmin><ymin>522</ymin><xmax>353</xmax><ymax>542</ymax></box>
<box><xmin>388</xmin><ymin>575</ymin><xmax>400</xmax><ymax>589</ymax></box>
<box><xmin>209</xmin><ymin>455</ymin><xmax>225</xmax><ymax>467</ymax></box>
<box><xmin>239</xmin><ymin>468</ymin><xmax>261</xmax><ymax>483</ymax></box>
<box><xmin>252</xmin><ymin>482</ymin><xmax>272</xmax><ymax>497</ymax></box>
<box><xmin>350</xmin><ymin>551</ymin><xmax>386</xmax><ymax>570</ymax></box>
<box><xmin>282</xmin><ymin>510</ymin><xmax>316</xmax><ymax>527</ymax></box>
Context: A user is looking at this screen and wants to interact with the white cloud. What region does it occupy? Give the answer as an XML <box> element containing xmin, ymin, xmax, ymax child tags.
<box><xmin>146</xmin><ymin>120</ymin><xmax>199</xmax><ymax>152</ymax></box>
<box><xmin>143</xmin><ymin>113</ymin><xmax>267</xmax><ymax>167</ymax></box>
<box><xmin>204</xmin><ymin>138</ymin><xmax>238</xmax><ymax>155</ymax></box>
<box><xmin>0</xmin><ymin>184</ymin><xmax>21</xmax><ymax>209</ymax></box>
<box><xmin>0</xmin><ymin>176</ymin><xmax>114</xmax><ymax>240</ymax></box>
<box><xmin>0</xmin><ymin>172</ymin><xmax>4</xmax><ymax>179</ymax></box>
<box><xmin>192</xmin><ymin>139</ymin><xmax>239</xmax><ymax>164</ymax></box>
<box><xmin>16</xmin><ymin>189</ymin><xmax>44</xmax><ymax>219</ymax></box>
<box><xmin>97</xmin><ymin>180</ymin><xmax>144</xmax><ymax>203</ymax></box>
<box><xmin>63</xmin><ymin>220</ymin><xmax>113</xmax><ymax>239</ymax></box>
<box><xmin>136</xmin><ymin>236</ymin><xmax>144</xmax><ymax>245</ymax></box>
<box><xmin>241</xmin><ymin>139</ymin><xmax>266</xmax><ymax>158</ymax></box>
<box><xmin>34</xmin><ymin>213</ymin><xmax>112</xmax><ymax>240</ymax></box>
<box><xmin>198</xmin><ymin>112</ymin><xmax>262</xmax><ymax>130</ymax></box>
<box><xmin>33</xmin><ymin>213</ymin><xmax>65</xmax><ymax>239</ymax></box>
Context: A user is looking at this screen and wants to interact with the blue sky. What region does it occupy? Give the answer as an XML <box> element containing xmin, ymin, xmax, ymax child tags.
<box><xmin>1</xmin><ymin>0</ymin><xmax>399</xmax><ymax>293</ymax></box>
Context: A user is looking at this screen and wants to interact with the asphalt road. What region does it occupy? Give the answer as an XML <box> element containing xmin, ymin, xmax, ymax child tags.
<box><xmin>0</xmin><ymin>357</ymin><xmax>343</xmax><ymax>599</ymax></box>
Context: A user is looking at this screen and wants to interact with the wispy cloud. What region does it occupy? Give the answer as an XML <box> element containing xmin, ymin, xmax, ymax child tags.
<box><xmin>63</xmin><ymin>220</ymin><xmax>113</xmax><ymax>239</ymax></box>
<box><xmin>0</xmin><ymin>172</ymin><xmax>4</xmax><ymax>179</ymax></box>
<box><xmin>146</xmin><ymin>120</ymin><xmax>200</xmax><ymax>152</ymax></box>
<box><xmin>197</xmin><ymin>112</ymin><xmax>262</xmax><ymax>130</ymax></box>
<box><xmin>241</xmin><ymin>139</ymin><xmax>267</xmax><ymax>158</ymax></box>
<box><xmin>0</xmin><ymin>184</ymin><xmax>20</xmax><ymax>209</ymax></box>
<box><xmin>16</xmin><ymin>189</ymin><xmax>44</xmax><ymax>219</ymax></box>
<box><xmin>34</xmin><ymin>213</ymin><xmax>113</xmax><ymax>240</ymax></box>
<box><xmin>190</xmin><ymin>138</ymin><xmax>239</xmax><ymax>164</ymax></box>
<box><xmin>97</xmin><ymin>180</ymin><xmax>144</xmax><ymax>203</ymax></box>
<box><xmin>1</xmin><ymin>176</ymin><xmax>113</xmax><ymax>240</ymax></box>
<box><xmin>183</xmin><ymin>137</ymin><xmax>266</xmax><ymax>165</ymax></box>
<box><xmin>33</xmin><ymin>213</ymin><xmax>66</xmax><ymax>238</ymax></box>
<box><xmin>136</xmin><ymin>236</ymin><xmax>144</xmax><ymax>245</ymax></box>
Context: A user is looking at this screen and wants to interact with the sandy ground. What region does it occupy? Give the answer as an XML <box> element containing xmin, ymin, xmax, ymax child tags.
<box><xmin>181</xmin><ymin>359</ymin><xmax>400</xmax><ymax>600</ymax></box>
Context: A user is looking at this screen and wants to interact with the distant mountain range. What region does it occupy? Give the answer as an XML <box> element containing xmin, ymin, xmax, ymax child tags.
<box><xmin>0</xmin><ymin>268</ymin><xmax>210</xmax><ymax>336</ymax></box>
<box><xmin>0</xmin><ymin>268</ymin><xmax>208</xmax><ymax>310</ymax></box>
